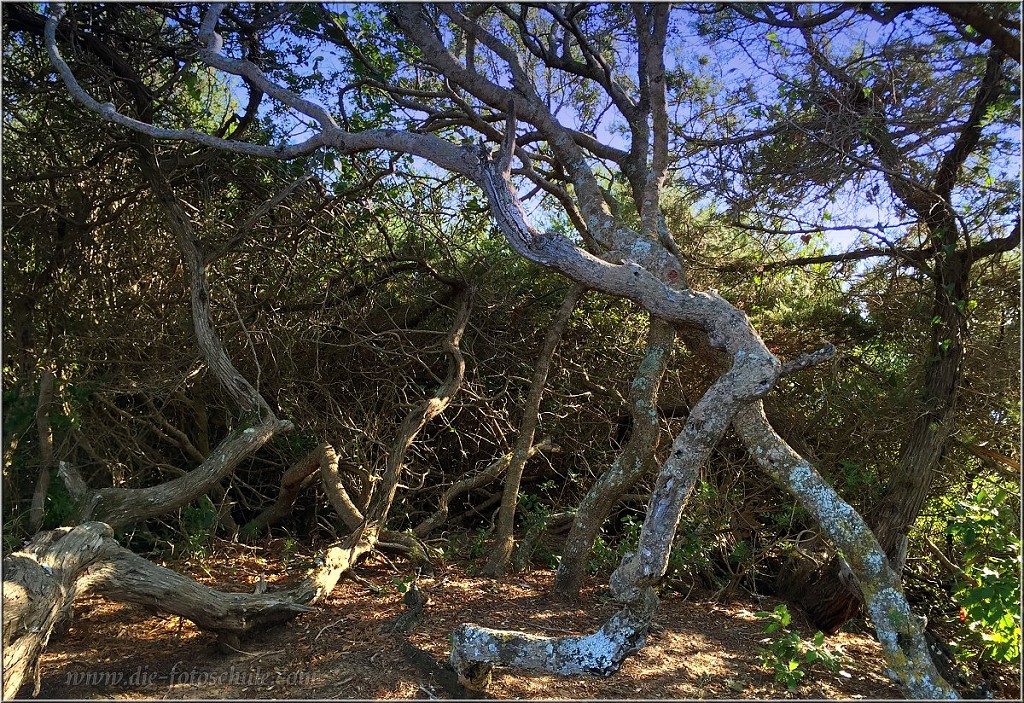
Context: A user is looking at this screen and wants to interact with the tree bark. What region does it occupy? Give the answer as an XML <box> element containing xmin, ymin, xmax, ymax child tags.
<box><xmin>733</xmin><ymin>402</ymin><xmax>957</xmax><ymax>698</ymax></box>
<box><xmin>554</xmin><ymin>317</ymin><xmax>674</xmax><ymax>598</ymax></box>
<box><xmin>3</xmin><ymin>524</ymin><xmax>109</xmax><ymax>699</ymax></box>
<box><xmin>484</xmin><ymin>284</ymin><xmax>584</xmax><ymax>576</ymax></box>
<box><xmin>317</xmin><ymin>442</ymin><xmax>366</xmax><ymax>531</ymax></box>
<box><xmin>451</xmin><ymin>588</ymin><xmax>658</xmax><ymax>687</ymax></box>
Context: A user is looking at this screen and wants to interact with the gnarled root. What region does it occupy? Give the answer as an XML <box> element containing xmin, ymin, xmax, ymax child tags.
<box><xmin>449</xmin><ymin>587</ymin><xmax>658</xmax><ymax>688</ymax></box>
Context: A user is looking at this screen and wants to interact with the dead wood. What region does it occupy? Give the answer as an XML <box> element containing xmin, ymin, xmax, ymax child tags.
<box><xmin>2</xmin><ymin>523</ymin><xmax>312</xmax><ymax>699</ymax></box>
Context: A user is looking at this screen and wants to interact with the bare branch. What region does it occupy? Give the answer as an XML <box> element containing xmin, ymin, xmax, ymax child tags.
<box><xmin>779</xmin><ymin>343</ymin><xmax>837</xmax><ymax>376</ymax></box>
<box><xmin>45</xmin><ymin>4</ymin><xmax>479</xmax><ymax>177</ymax></box>
<box><xmin>933</xmin><ymin>2</ymin><xmax>1022</xmax><ymax>63</ymax></box>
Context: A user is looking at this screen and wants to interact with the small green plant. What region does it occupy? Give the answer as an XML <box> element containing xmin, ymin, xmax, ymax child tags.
<box><xmin>279</xmin><ymin>536</ymin><xmax>299</xmax><ymax>568</ymax></box>
<box><xmin>514</xmin><ymin>492</ymin><xmax>558</xmax><ymax>570</ymax></box>
<box><xmin>467</xmin><ymin>527</ymin><xmax>491</xmax><ymax>560</ymax></box>
<box><xmin>585</xmin><ymin>514</ymin><xmax>646</xmax><ymax>574</ymax></box>
<box><xmin>587</xmin><ymin>534</ymin><xmax>618</xmax><ymax>574</ymax></box>
<box><xmin>755</xmin><ymin>604</ymin><xmax>844</xmax><ymax>691</ymax></box>
<box><xmin>391</xmin><ymin>574</ymin><xmax>415</xmax><ymax>594</ymax></box>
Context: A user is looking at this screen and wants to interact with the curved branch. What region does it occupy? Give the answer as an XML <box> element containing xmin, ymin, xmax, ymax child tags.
<box><xmin>392</xmin><ymin>5</ymin><xmax>634</xmax><ymax>254</ymax></box>
<box><xmin>729</xmin><ymin>3</ymin><xmax>852</xmax><ymax>29</ymax></box>
<box><xmin>932</xmin><ymin>3</ymin><xmax>1022</xmax><ymax>63</ymax></box>
<box><xmin>45</xmin><ymin>5</ymin><xmax>479</xmax><ymax>177</ymax></box>
<box><xmin>3</xmin><ymin>522</ymin><xmax>312</xmax><ymax>697</ymax></box>
<box><xmin>732</xmin><ymin>402</ymin><xmax>956</xmax><ymax>698</ymax></box>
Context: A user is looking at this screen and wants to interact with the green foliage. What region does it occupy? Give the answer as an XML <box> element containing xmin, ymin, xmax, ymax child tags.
<box><xmin>756</xmin><ymin>604</ymin><xmax>845</xmax><ymax>690</ymax></box>
<box><xmin>466</xmin><ymin>527</ymin><xmax>491</xmax><ymax>561</ymax></box>
<box><xmin>515</xmin><ymin>483</ymin><xmax>561</xmax><ymax>570</ymax></box>
<box><xmin>587</xmin><ymin>534</ymin><xmax>617</xmax><ymax>574</ymax></box>
<box><xmin>946</xmin><ymin>487</ymin><xmax>1021</xmax><ymax>663</ymax></box>
<box><xmin>179</xmin><ymin>495</ymin><xmax>219</xmax><ymax>558</ymax></box>
<box><xmin>586</xmin><ymin>515</ymin><xmax>644</xmax><ymax>575</ymax></box>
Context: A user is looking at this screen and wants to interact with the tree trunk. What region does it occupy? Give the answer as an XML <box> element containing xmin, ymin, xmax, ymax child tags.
<box><xmin>484</xmin><ymin>285</ymin><xmax>584</xmax><ymax>576</ymax></box>
<box><xmin>733</xmin><ymin>402</ymin><xmax>956</xmax><ymax>698</ymax></box>
<box><xmin>554</xmin><ymin>317</ymin><xmax>674</xmax><ymax>598</ymax></box>
<box><xmin>3</xmin><ymin>524</ymin><xmax>108</xmax><ymax>699</ymax></box>
<box><xmin>451</xmin><ymin>588</ymin><xmax>658</xmax><ymax>688</ymax></box>
<box><xmin>2</xmin><ymin>523</ymin><xmax>311</xmax><ymax>699</ymax></box>
<box><xmin>28</xmin><ymin>369</ymin><xmax>56</xmax><ymax>533</ymax></box>
<box><xmin>317</xmin><ymin>442</ymin><xmax>366</xmax><ymax>531</ymax></box>
<box><xmin>794</xmin><ymin>252</ymin><xmax>968</xmax><ymax>634</ymax></box>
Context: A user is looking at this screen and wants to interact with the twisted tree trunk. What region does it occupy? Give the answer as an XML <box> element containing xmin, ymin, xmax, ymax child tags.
<box><xmin>447</xmin><ymin>138</ymin><xmax>956</xmax><ymax>699</ymax></box>
<box><xmin>554</xmin><ymin>317</ymin><xmax>674</xmax><ymax>598</ymax></box>
<box><xmin>792</xmin><ymin>251</ymin><xmax>968</xmax><ymax>632</ymax></box>
<box><xmin>782</xmin><ymin>40</ymin><xmax>1011</xmax><ymax>638</ymax></box>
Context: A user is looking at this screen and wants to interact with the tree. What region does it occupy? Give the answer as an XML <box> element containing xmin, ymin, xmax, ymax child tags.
<box><xmin>10</xmin><ymin>3</ymin><xmax>1016</xmax><ymax>698</ymax></box>
<box><xmin>680</xmin><ymin>2</ymin><xmax>1020</xmax><ymax>633</ymax></box>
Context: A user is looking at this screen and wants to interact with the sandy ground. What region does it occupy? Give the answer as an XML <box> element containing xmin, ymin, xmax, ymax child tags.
<box><xmin>29</xmin><ymin>541</ymin><xmax>1017</xmax><ymax>700</ymax></box>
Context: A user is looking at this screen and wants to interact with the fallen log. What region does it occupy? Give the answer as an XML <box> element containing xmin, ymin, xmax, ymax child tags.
<box><xmin>3</xmin><ymin>524</ymin><xmax>109</xmax><ymax>699</ymax></box>
<box><xmin>2</xmin><ymin>522</ymin><xmax>312</xmax><ymax>699</ymax></box>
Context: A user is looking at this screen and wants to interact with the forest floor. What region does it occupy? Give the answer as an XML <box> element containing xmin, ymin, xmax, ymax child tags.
<box><xmin>34</xmin><ymin>539</ymin><xmax>1018</xmax><ymax>700</ymax></box>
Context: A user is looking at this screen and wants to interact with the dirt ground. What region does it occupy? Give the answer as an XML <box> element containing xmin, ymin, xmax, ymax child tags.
<box><xmin>31</xmin><ymin>540</ymin><xmax>1019</xmax><ymax>700</ymax></box>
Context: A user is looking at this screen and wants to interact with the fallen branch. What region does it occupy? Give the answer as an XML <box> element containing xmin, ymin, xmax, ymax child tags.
<box><xmin>451</xmin><ymin>588</ymin><xmax>658</xmax><ymax>684</ymax></box>
<box><xmin>2</xmin><ymin>523</ymin><xmax>311</xmax><ymax>699</ymax></box>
